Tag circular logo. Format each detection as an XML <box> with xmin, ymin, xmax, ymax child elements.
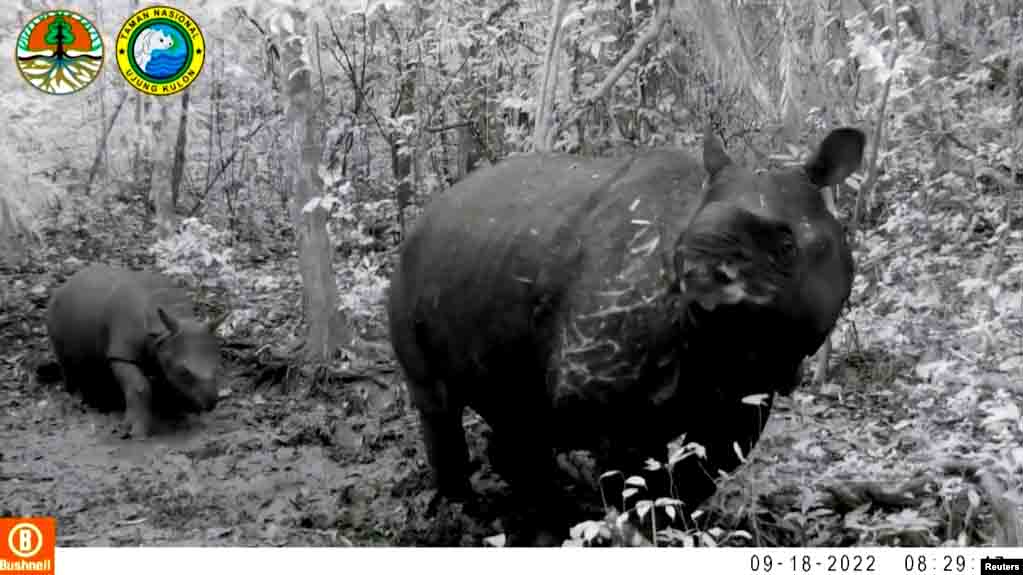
<box><xmin>15</xmin><ymin>10</ymin><xmax>104</xmax><ymax>95</ymax></box>
<box><xmin>7</xmin><ymin>522</ymin><xmax>44</xmax><ymax>558</ymax></box>
<box><xmin>115</xmin><ymin>6</ymin><xmax>205</xmax><ymax>96</ymax></box>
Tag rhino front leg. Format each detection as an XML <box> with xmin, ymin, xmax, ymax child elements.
<box><xmin>110</xmin><ymin>360</ymin><xmax>154</xmax><ymax>438</ymax></box>
<box><xmin>670</xmin><ymin>394</ymin><xmax>774</xmax><ymax>509</ymax></box>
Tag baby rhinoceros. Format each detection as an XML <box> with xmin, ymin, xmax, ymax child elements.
<box><xmin>46</xmin><ymin>264</ymin><xmax>227</xmax><ymax>438</ymax></box>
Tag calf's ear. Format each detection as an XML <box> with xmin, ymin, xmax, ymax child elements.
<box><xmin>805</xmin><ymin>128</ymin><xmax>866</xmax><ymax>187</ymax></box>
<box><xmin>207</xmin><ymin>311</ymin><xmax>229</xmax><ymax>334</ymax></box>
<box><xmin>157</xmin><ymin>307</ymin><xmax>182</xmax><ymax>334</ymax></box>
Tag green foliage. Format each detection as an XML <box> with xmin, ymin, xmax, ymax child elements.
<box><xmin>44</xmin><ymin>14</ymin><xmax>75</xmax><ymax>47</ymax></box>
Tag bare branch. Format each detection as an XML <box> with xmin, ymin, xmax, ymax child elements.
<box><xmin>565</xmin><ymin>0</ymin><xmax>672</xmax><ymax>129</ymax></box>
<box><xmin>486</xmin><ymin>0</ymin><xmax>519</xmax><ymax>25</ymax></box>
<box><xmin>85</xmin><ymin>90</ymin><xmax>130</xmax><ymax>195</ymax></box>
<box><xmin>425</xmin><ymin>121</ymin><xmax>476</xmax><ymax>133</ymax></box>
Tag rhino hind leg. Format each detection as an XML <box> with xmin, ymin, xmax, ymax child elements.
<box><xmin>56</xmin><ymin>358</ymin><xmax>125</xmax><ymax>412</ymax></box>
<box><xmin>483</xmin><ymin>408</ymin><xmax>572</xmax><ymax>546</ymax></box>
<box><xmin>47</xmin><ymin>334</ymin><xmax>78</xmax><ymax>396</ymax></box>
<box><xmin>418</xmin><ymin>404</ymin><xmax>472</xmax><ymax>504</ymax></box>
<box><xmin>54</xmin><ymin>356</ymin><xmax>79</xmax><ymax>396</ymax></box>
<box><xmin>48</xmin><ymin>339</ymin><xmax>74</xmax><ymax>392</ymax></box>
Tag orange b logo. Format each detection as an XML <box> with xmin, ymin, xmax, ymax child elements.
<box><xmin>0</xmin><ymin>518</ymin><xmax>54</xmax><ymax>575</ymax></box>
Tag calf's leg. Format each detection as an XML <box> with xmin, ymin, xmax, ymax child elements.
<box><xmin>110</xmin><ymin>361</ymin><xmax>154</xmax><ymax>438</ymax></box>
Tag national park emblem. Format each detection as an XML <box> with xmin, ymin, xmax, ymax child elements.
<box><xmin>115</xmin><ymin>5</ymin><xmax>205</xmax><ymax>96</ymax></box>
<box><xmin>15</xmin><ymin>10</ymin><xmax>104</xmax><ymax>95</ymax></box>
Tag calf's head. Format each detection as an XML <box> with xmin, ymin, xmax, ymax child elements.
<box><xmin>152</xmin><ymin>308</ymin><xmax>228</xmax><ymax>412</ymax></box>
<box><xmin>677</xmin><ymin>127</ymin><xmax>865</xmax><ymax>360</ymax></box>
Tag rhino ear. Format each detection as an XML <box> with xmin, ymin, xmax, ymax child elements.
<box><xmin>702</xmin><ymin>124</ymin><xmax>732</xmax><ymax>178</ymax></box>
<box><xmin>157</xmin><ymin>307</ymin><xmax>182</xmax><ymax>334</ymax></box>
<box><xmin>207</xmin><ymin>311</ymin><xmax>229</xmax><ymax>333</ymax></box>
<box><xmin>805</xmin><ymin>128</ymin><xmax>866</xmax><ymax>187</ymax></box>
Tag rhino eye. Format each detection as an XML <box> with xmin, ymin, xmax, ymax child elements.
<box><xmin>169</xmin><ymin>361</ymin><xmax>195</xmax><ymax>380</ymax></box>
<box><xmin>778</xmin><ymin>235</ymin><xmax>796</xmax><ymax>260</ymax></box>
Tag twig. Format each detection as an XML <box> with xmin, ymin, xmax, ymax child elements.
<box><xmin>564</xmin><ymin>0</ymin><xmax>672</xmax><ymax>128</ymax></box>
<box><xmin>487</xmin><ymin>0</ymin><xmax>518</xmax><ymax>25</ymax></box>
<box><xmin>327</xmin><ymin>17</ymin><xmax>394</xmax><ymax>144</ymax></box>
<box><xmin>424</xmin><ymin>121</ymin><xmax>476</xmax><ymax>133</ymax></box>
<box><xmin>84</xmin><ymin>90</ymin><xmax>130</xmax><ymax>195</ymax></box>
<box><xmin>200</xmin><ymin>120</ymin><xmax>267</xmax><ymax>198</ymax></box>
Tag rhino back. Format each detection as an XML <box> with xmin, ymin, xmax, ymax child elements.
<box><xmin>47</xmin><ymin>264</ymin><xmax>193</xmax><ymax>369</ymax></box>
<box><xmin>128</xmin><ymin>268</ymin><xmax>196</xmax><ymax>321</ymax></box>
<box><xmin>390</xmin><ymin>150</ymin><xmax>705</xmax><ymax>414</ymax></box>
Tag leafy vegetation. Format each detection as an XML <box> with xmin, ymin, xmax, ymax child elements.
<box><xmin>1</xmin><ymin>0</ymin><xmax>1020</xmax><ymax>547</ymax></box>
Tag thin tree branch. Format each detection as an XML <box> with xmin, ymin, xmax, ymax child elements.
<box><xmin>487</xmin><ymin>0</ymin><xmax>519</xmax><ymax>25</ymax></box>
<box><xmin>327</xmin><ymin>17</ymin><xmax>391</xmax><ymax>143</ymax></box>
<box><xmin>85</xmin><ymin>90</ymin><xmax>130</xmax><ymax>195</ymax></box>
<box><xmin>201</xmin><ymin>119</ymin><xmax>267</xmax><ymax>198</ymax></box>
<box><xmin>565</xmin><ymin>0</ymin><xmax>671</xmax><ymax>128</ymax></box>
<box><xmin>425</xmin><ymin>121</ymin><xmax>475</xmax><ymax>133</ymax></box>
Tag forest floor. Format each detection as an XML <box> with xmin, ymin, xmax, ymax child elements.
<box><xmin>1</xmin><ymin>190</ymin><xmax>1021</xmax><ymax>547</ymax></box>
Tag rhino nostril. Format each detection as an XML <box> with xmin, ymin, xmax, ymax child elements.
<box><xmin>202</xmin><ymin>393</ymin><xmax>218</xmax><ymax>410</ymax></box>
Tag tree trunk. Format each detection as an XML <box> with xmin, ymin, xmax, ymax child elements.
<box><xmin>204</xmin><ymin>39</ymin><xmax>221</xmax><ymax>206</ymax></box>
<box><xmin>0</xmin><ymin>196</ymin><xmax>31</xmax><ymax>266</ymax></box>
<box><xmin>85</xmin><ymin>91</ymin><xmax>128</xmax><ymax>195</ymax></box>
<box><xmin>150</xmin><ymin>97</ymin><xmax>180</xmax><ymax>238</ymax></box>
<box><xmin>436</xmin><ymin>45</ymin><xmax>449</xmax><ymax>184</ymax></box>
<box><xmin>170</xmin><ymin>91</ymin><xmax>190</xmax><ymax>210</ymax></box>
<box><xmin>456</xmin><ymin>125</ymin><xmax>471</xmax><ymax>181</ymax></box>
<box><xmin>386</xmin><ymin>11</ymin><xmax>415</xmax><ymax>234</ymax></box>
<box><xmin>129</xmin><ymin>0</ymin><xmax>150</xmax><ymax>204</ymax></box>
<box><xmin>96</xmin><ymin>0</ymin><xmax>107</xmax><ymax>189</ymax></box>
<box><xmin>281</xmin><ymin>7</ymin><xmax>350</xmax><ymax>359</ymax></box>
<box><xmin>533</xmin><ymin>0</ymin><xmax>569</xmax><ymax>152</ymax></box>
<box><xmin>133</xmin><ymin>92</ymin><xmax>142</xmax><ymax>189</ymax></box>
